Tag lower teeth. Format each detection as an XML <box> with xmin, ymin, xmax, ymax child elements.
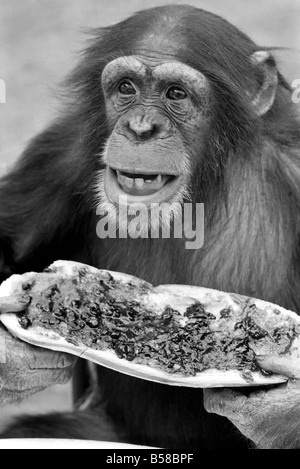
<box><xmin>115</xmin><ymin>171</ymin><xmax>171</xmax><ymax>193</ymax></box>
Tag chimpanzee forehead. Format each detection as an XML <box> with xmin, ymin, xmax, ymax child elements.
<box><xmin>101</xmin><ymin>56</ymin><xmax>208</xmax><ymax>92</ymax></box>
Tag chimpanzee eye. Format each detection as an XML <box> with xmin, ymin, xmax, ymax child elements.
<box><xmin>166</xmin><ymin>85</ymin><xmax>187</xmax><ymax>101</ymax></box>
<box><xmin>118</xmin><ymin>80</ymin><xmax>136</xmax><ymax>95</ymax></box>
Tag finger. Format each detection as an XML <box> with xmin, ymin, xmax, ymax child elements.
<box><xmin>0</xmin><ymin>296</ymin><xmax>30</xmax><ymax>313</ymax></box>
<box><xmin>34</xmin><ymin>366</ymin><xmax>74</xmax><ymax>386</ymax></box>
<box><xmin>55</xmin><ymin>366</ymin><xmax>74</xmax><ymax>385</ymax></box>
<box><xmin>30</xmin><ymin>349</ymin><xmax>76</xmax><ymax>369</ymax></box>
<box><xmin>256</xmin><ymin>355</ymin><xmax>300</xmax><ymax>379</ymax></box>
<box><xmin>1</xmin><ymin>366</ymin><xmax>74</xmax><ymax>395</ymax></box>
<box><xmin>0</xmin><ymin>332</ymin><xmax>76</xmax><ymax>369</ymax></box>
<box><xmin>203</xmin><ymin>388</ymin><xmax>247</xmax><ymax>417</ymax></box>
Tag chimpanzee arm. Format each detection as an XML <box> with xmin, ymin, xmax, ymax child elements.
<box><xmin>0</xmin><ymin>118</ymin><xmax>91</xmax><ymax>281</ymax></box>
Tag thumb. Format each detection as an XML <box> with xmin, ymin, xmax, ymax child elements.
<box><xmin>0</xmin><ymin>296</ymin><xmax>30</xmax><ymax>313</ymax></box>
<box><xmin>256</xmin><ymin>355</ymin><xmax>300</xmax><ymax>379</ymax></box>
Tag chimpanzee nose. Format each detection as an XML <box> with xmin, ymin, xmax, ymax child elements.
<box><xmin>128</xmin><ymin>117</ymin><xmax>157</xmax><ymax>141</ymax></box>
<box><xmin>122</xmin><ymin>109</ymin><xmax>165</xmax><ymax>142</ymax></box>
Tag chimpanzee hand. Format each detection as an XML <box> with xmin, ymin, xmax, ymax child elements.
<box><xmin>0</xmin><ymin>296</ymin><xmax>76</xmax><ymax>405</ymax></box>
<box><xmin>203</xmin><ymin>356</ymin><xmax>300</xmax><ymax>449</ymax></box>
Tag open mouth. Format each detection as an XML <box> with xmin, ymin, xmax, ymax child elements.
<box><xmin>116</xmin><ymin>170</ymin><xmax>172</xmax><ymax>196</ymax></box>
<box><xmin>104</xmin><ymin>167</ymin><xmax>183</xmax><ymax>205</ymax></box>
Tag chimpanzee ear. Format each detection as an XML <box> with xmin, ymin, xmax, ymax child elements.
<box><xmin>250</xmin><ymin>51</ymin><xmax>278</xmax><ymax>116</ymax></box>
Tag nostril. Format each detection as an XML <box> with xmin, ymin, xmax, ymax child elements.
<box><xmin>127</xmin><ymin>119</ymin><xmax>158</xmax><ymax>141</ymax></box>
<box><xmin>137</xmin><ymin>126</ymin><xmax>157</xmax><ymax>141</ymax></box>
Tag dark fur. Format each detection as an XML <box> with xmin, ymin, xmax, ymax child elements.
<box><xmin>0</xmin><ymin>5</ymin><xmax>300</xmax><ymax>448</ymax></box>
<box><xmin>1</xmin><ymin>409</ymin><xmax>123</xmax><ymax>442</ymax></box>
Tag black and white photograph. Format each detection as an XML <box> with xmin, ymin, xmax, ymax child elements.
<box><xmin>0</xmin><ymin>0</ymin><xmax>300</xmax><ymax>452</ymax></box>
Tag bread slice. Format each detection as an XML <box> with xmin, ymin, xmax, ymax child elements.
<box><xmin>1</xmin><ymin>260</ymin><xmax>299</xmax><ymax>388</ymax></box>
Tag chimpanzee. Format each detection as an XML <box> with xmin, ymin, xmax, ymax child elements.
<box><xmin>0</xmin><ymin>5</ymin><xmax>300</xmax><ymax>449</ymax></box>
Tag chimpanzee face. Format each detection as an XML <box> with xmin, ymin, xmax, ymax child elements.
<box><xmin>100</xmin><ymin>56</ymin><xmax>211</xmax><ymax>208</ymax></box>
